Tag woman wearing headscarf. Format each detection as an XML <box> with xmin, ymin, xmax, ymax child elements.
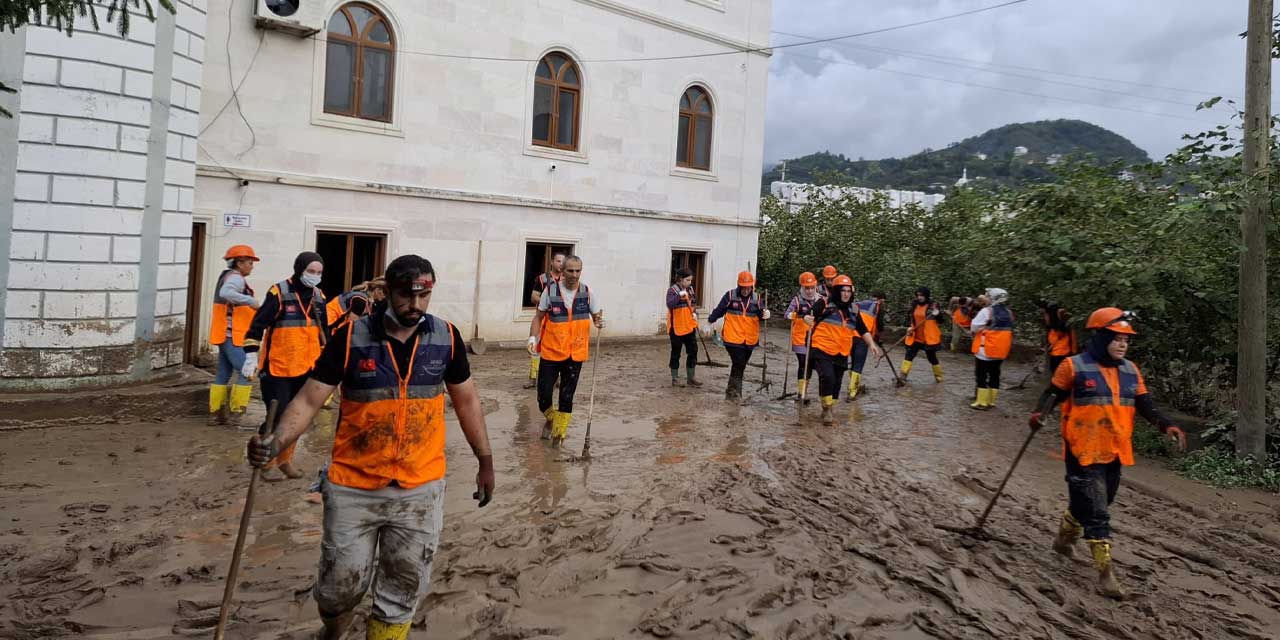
<box><xmin>241</xmin><ymin>251</ymin><xmax>328</xmax><ymax>480</ymax></box>
<box><xmin>806</xmin><ymin>275</ymin><xmax>881</xmax><ymax>424</ymax></box>
<box><xmin>968</xmin><ymin>287</ymin><xmax>1013</xmax><ymax>410</ymax></box>
<box><xmin>784</xmin><ymin>272</ymin><xmax>822</xmax><ymax>401</ymax></box>
<box><xmin>900</xmin><ymin>286</ymin><xmax>945</xmax><ymax>383</ymax></box>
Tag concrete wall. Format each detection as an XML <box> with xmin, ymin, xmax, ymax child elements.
<box><xmin>0</xmin><ymin>1</ymin><xmax>208</xmax><ymax>389</ymax></box>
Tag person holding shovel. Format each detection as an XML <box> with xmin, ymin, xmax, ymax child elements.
<box><xmin>707</xmin><ymin>271</ymin><xmax>770</xmax><ymax>400</ymax></box>
<box><xmin>666</xmin><ymin>268</ymin><xmax>701</xmax><ymax>387</ymax></box>
<box><xmin>528</xmin><ymin>255</ymin><xmax>604</xmax><ymax>446</ymax></box>
<box><xmin>1028</xmin><ymin>307</ymin><xmax>1187</xmax><ymax>598</ymax></box>
<box><xmin>806</xmin><ymin>275</ymin><xmax>882</xmax><ymax>424</ymax></box>
<box><xmin>246</xmin><ymin>254</ymin><xmax>495</xmax><ymax>640</ymax></box>
<box><xmin>900</xmin><ymin>287</ymin><xmax>946</xmax><ymax>383</ymax></box>
<box><xmin>784</xmin><ymin>272</ymin><xmax>822</xmax><ymax>402</ymax></box>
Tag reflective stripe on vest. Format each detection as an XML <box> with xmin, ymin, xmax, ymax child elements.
<box><xmin>1061</xmin><ymin>352</ymin><xmax>1140</xmax><ymax>466</ymax></box>
<box><xmin>790</xmin><ymin>296</ymin><xmax>818</xmax><ymax>348</ymax></box>
<box><xmin>669</xmin><ymin>286</ymin><xmax>697</xmax><ymax>337</ymax></box>
<box><xmin>721</xmin><ymin>293</ymin><xmax>761</xmax><ymax>347</ymax></box>
<box><xmin>811</xmin><ymin>308</ymin><xmax>854</xmax><ymax>357</ymax></box>
<box><xmin>972</xmin><ymin>304</ymin><xmax>1014</xmax><ymax>360</ymax></box>
<box><xmin>855</xmin><ymin>299</ymin><xmax>880</xmax><ymax>337</ymax></box>
<box><xmin>209</xmin><ymin>270</ymin><xmax>255</xmax><ymax>347</ymax></box>
<box><xmin>264</xmin><ymin>279</ymin><xmax>324</xmax><ymax>377</ymax></box>
<box><xmin>540</xmin><ymin>282</ymin><xmax>592</xmax><ymax>361</ymax></box>
<box><xmin>330</xmin><ymin>314</ymin><xmax>453</xmax><ymax>490</ymax></box>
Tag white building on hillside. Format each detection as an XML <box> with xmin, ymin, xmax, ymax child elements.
<box><xmin>770</xmin><ymin>181</ymin><xmax>945</xmax><ymax>212</ymax></box>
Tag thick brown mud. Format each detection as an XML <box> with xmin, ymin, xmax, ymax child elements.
<box><xmin>2</xmin><ymin>330</ymin><xmax>1278</xmax><ymax>639</ymax></box>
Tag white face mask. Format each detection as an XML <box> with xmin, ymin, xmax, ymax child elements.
<box><xmin>300</xmin><ymin>272</ymin><xmax>322</xmax><ymax>288</ymax></box>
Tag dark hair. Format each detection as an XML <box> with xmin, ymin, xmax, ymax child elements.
<box><xmin>564</xmin><ymin>255</ymin><xmax>583</xmax><ymax>267</ymax></box>
<box><xmin>384</xmin><ymin>255</ymin><xmax>436</xmax><ymax>291</ymax></box>
<box><xmin>872</xmin><ymin>291</ymin><xmax>886</xmax><ymax>300</ymax></box>
<box><xmin>674</xmin><ymin>267</ymin><xmax>693</xmax><ymax>282</ymax></box>
<box><xmin>552</xmin><ymin>251</ymin><xmax>568</xmax><ymax>260</ymax></box>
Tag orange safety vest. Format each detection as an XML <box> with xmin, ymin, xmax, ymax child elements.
<box><xmin>952</xmin><ymin>307</ymin><xmax>973</xmax><ymax>330</ymax></box>
<box><xmin>721</xmin><ymin>292</ymin><xmax>761</xmax><ymax>347</ymax></box>
<box><xmin>1059</xmin><ymin>352</ymin><xmax>1141</xmax><ymax>466</ymax></box>
<box><xmin>972</xmin><ymin>304</ymin><xmax>1014</xmax><ymax>360</ymax></box>
<box><xmin>905</xmin><ymin>304</ymin><xmax>942</xmax><ymax>347</ymax></box>
<box><xmin>326</xmin><ymin>291</ymin><xmax>369</xmax><ymax>335</ymax></box>
<box><xmin>262</xmin><ymin>279</ymin><xmax>325</xmax><ymax>378</ymax></box>
<box><xmin>209</xmin><ymin>270</ymin><xmax>255</xmax><ymax>347</ymax></box>
<box><xmin>329</xmin><ymin>314</ymin><xmax>454</xmax><ymax>490</ymax></box>
<box><xmin>789</xmin><ymin>296</ymin><xmax>819</xmax><ymax>348</ymax></box>
<box><xmin>539</xmin><ymin>282</ymin><xmax>593</xmax><ymax>362</ymax></box>
<box><xmin>668</xmin><ymin>286</ymin><xmax>697</xmax><ymax>337</ymax></box>
<box><xmin>811</xmin><ymin>307</ymin><xmax>856</xmax><ymax>357</ymax></box>
<box><xmin>855</xmin><ymin>299</ymin><xmax>880</xmax><ymax>338</ymax></box>
<box><xmin>1048</xmin><ymin>327</ymin><xmax>1077</xmax><ymax>357</ymax></box>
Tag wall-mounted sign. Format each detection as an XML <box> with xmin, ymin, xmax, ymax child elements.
<box><xmin>223</xmin><ymin>213</ymin><xmax>252</xmax><ymax>228</ymax></box>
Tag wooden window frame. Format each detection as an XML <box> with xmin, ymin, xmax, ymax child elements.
<box><xmin>324</xmin><ymin>3</ymin><xmax>396</xmax><ymax>123</ymax></box>
<box><xmin>532</xmin><ymin>53</ymin><xmax>582</xmax><ymax>151</ymax></box>
<box><xmin>676</xmin><ymin>86</ymin><xmax>713</xmax><ymax>170</ymax></box>
<box><xmin>671</xmin><ymin>250</ymin><xmax>708</xmax><ymax>309</ymax></box>
<box><xmin>317</xmin><ymin>230</ymin><xmax>387</xmax><ymax>294</ymax></box>
<box><xmin>522</xmin><ymin>241</ymin><xmax>575</xmax><ymax>309</ymax></box>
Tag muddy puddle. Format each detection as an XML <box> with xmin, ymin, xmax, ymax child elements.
<box><xmin>2</xmin><ymin>330</ymin><xmax>1278</xmax><ymax>639</ymax></box>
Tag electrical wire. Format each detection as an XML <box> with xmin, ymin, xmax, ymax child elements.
<box><xmin>199</xmin><ymin>28</ymin><xmax>265</xmax><ymax>137</ymax></box>
<box><xmin>225</xmin><ymin>0</ymin><xmax>257</xmax><ymax>156</ymax></box>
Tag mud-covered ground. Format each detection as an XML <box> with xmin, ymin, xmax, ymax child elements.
<box><xmin>2</xmin><ymin>331</ymin><xmax>1278</xmax><ymax>639</ymax></box>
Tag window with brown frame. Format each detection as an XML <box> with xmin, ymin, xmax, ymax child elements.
<box><xmin>676</xmin><ymin>86</ymin><xmax>713</xmax><ymax>170</ymax></box>
<box><xmin>670</xmin><ymin>250</ymin><xmax>707</xmax><ymax>308</ymax></box>
<box><xmin>532</xmin><ymin>52</ymin><xmax>581</xmax><ymax>150</ymax></box>
<box><xmin>522</xmin><ymin>242</ymin><xmax>575</xmax><ymax>308</ymax></box>
<box><xmin>324</xmin><ymin>3</ymin><xmax>395</xmax><ymax>122</ymax></box>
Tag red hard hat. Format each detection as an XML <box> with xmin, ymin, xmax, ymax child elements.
<box><xmin>798</xmin><ymin>271</ymin><xmax>818</xmax><ymax>287</ymax></box>
<box><xmin>833</xmin><ymin>275</ymin><xmax>853</xmax><ymax>287</ymax></box>
<box><xmin>737</xmin><ymin>271</ymin><xmax>756</xmax><ymax>287</ymax></box>
<box><xmin>822</xmin><ymin>265</ymin><xmax>838</xmax><ymax>279</ymax></box>
<box><xmin>223</xmin><ymin>244</ymin><xmax>259</xmax><ymax>261</ymax></box>
<box><xmin>1086</xmin><ymin>307</ymin><xmax>1137</xmax><ymax>335</ymax></box>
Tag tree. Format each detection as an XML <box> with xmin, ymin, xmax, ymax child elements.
<box><xmin>0</xmin><ymin>1</ymin><xmax>174</xmax><ymax>117</ymax></box>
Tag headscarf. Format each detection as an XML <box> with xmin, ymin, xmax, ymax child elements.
<box><xmin>986</xmin><ymin>287</ymin><xmax>1009</xmax><ymax>305</ymax></box>
<box><xmin>1086</xmin><ymin>329</ymin><xmax>1123</xmax><ymax>367</ymax></box>
<box><xmin>293</xmin><ymin>252</ymin><xmax>323</xmax><ymax>278</ymax></box>
<box><xmin>800</xmin><ymin>286</ymin><xmax>820</xmax><ymax>303</ymax></box>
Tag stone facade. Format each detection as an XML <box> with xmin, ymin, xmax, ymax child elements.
<box><xmin>0</xmin><ymin>1</ymin><xmax>208</xmax><ymax>389</ymax></box>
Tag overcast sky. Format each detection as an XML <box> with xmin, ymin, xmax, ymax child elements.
<box><xmin>764</xmin><ymin>1</ymin><xmax>1266</xmax><ymax>168</ymax></box>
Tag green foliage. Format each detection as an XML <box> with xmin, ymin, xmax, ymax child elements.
<box><xmin>763</xmin><ymin>120</ymin><xmax>1152</xmax><ymax>194</ymax></box>
<box><xmin>1174</xmin><ymin>447</ymin><xmax>1280</xmax><ymax>492</ymax></box>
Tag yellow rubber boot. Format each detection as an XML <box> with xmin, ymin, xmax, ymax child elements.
<box><xmin>209</xmin><ymin>384</ymin><xmax>228</xmax><ymax>414</ymax></box>
<box><xmin>969</xmin><ymin>388</ymin><xmax>990</xmax><ymax>410</ymax></box>
<box><xmin>846</xmin><ymin>372</ymin><xmax>861</xmax><ymax>400</ymax></box>
<box><xmin>796</xmin><ymin>379</ymin><xmax>807</xmax><ymax>401</ymax></box>
<box><xmin>988</xmin><ymin>388</ymin><xmax>999</xmax><ymax>408</ymax></box>
<box><xmin>366</xmin><ymin>618</ymin><xmax>411</xmax><ymax>640</ymax></box>
<box><xmin>541</xmin><ymin>408</ymin><xmax>556</xmax><ymax>440</ymax></box>
<box><xmin>1087</xmin><ymin>539</ymin><xmax>1127</xmax><ymax>598</ymax></box>
<box><xmin>932</xmin><ymin>364</ymin><xmax>944</xmax><ymax>383</ymax></box>
<box><xmin>820</xmin><ymin>395</ymin><xmax>836</xmax><ymax>425</ymax></box>
<box><xmin>551</xmin><ymin>411</ymin><xmax>572</xmax><ymax>446</ymax></box>
<box><xmin>524</xmin><ymin>356</ymin><xmax>540</xmax><ymax>389</ymax></box>
<box><xmin>229</xmin><ymin>384</ymin><xmax>253</xmax><ymax>414</ymax></box>
<box><xmin>1053</xmin><ymin>511</ymin><xmax>1084</xmax><ymax>557</ymax></box>
<box><xmin>900</xmin><ymin>360</ymin><xmax>913</xmax><ymax>379</ymax></box>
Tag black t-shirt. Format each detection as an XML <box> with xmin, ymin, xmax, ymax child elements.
<box><xmin>311</xmin><ymin>314</ymin><xmax>471</xmax><ymax>387</ymax></box>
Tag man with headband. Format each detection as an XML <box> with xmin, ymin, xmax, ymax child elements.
<box><xmin>247</xmin><ymin>254</ymin><xmax>495</xmax><ymax>640</ymax></box>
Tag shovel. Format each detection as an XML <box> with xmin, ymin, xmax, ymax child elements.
<box><xmin>579</xmin><ymin>324</ymin><xmax>605</xmax><ymax>460</ymax></box>
<box><xmin>697</xmin><ymin>330</ymin><xmax>728</xmax><ymax>368</ymax></box>
<box><xmin>467</xmin><ymin>240</ymin><xmax>487</xmax><ymax>355</ymax></box>
<box><xmin>757</xmin><ymin>290</ymin><xmax>772</xmax><ymax>393</ymax></box>
<box><xmin>943</xmin><ymin>422</ymin><xmax>1040</xmax><ymax>540</ymax></box>
<box><xmin>877</xmin><ymin>342</ymin><xmax>907</xmax><ymax>387</ymax></box>
<box><xmin>214</xmin><ymin>399</ymin><xmax>281</xmax><ymax>640</ymax></box>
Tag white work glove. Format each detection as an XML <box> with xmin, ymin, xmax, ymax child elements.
<box><xmin>761</xmin><ymin>309</ymin><xmax>772</xmax><ymax>321</ymax></box>
<box><xmin>241</xmin><ymin>352</ymin><xmax>259</xmax><ymax>379</ymax></box>
<box><xmin>803</xmin><ymin>314</ymin><xmax>815</xmax><ymax>327</ymax></box>
<box><xmin>527</xmin><ymin>336</ymin><xmax>539</xmax><ymax>356</ymax></box>
<box><xmin>679</xmin><ymin>290</ymin><xmax>690</xmax><ymax>300</ymax></box>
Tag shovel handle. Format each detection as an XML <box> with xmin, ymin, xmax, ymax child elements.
<box><xmin>973</xmin><ymin>427</ymin><xmax>1038</xmax><ymax>531</ymax></box>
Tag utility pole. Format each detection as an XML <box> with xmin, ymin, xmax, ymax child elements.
<box><xmin>1237</xmin><ymin>0</ymin><xmax>1271</xmax><ymax>462</ymax></box>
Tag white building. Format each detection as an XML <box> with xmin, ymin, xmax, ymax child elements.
<box><xmin>0</xmin><ymin>0</ymin><xmax>771</xmax><ymax>388</ymax></box>
<box><xmin>1012</xmin><ymin>145</ymin><xmax>1029</xmax><ymax>158</ymax></box>
<box><xmin>770</xmin><ymin>180</ymin><xmax>945</xmax><ymax>212</ymax></box>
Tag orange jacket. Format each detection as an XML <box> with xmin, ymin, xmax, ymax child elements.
<box><xmin>539</xmin><ymin>282</ymin><xmax>593</xmax><ymax>362</ymax></box>
<box><xmin>1048</xmin><ymin>327</ymin><xmax>1077</xmax><ymax>357</ymax></box>
<box><xmin>952</xmin><ymin>307</ymin><xmax>973</xmax><ymax>329</ymax></box>
<box><xmin>710</xmin><ymin>290</ymin><xmax>762</xmax><ymax>347</ymax></box>
<box><xmin>262</xmin><ymin>279</ymin><xmax>325</xmax><ymax>377</ymax></box>
<box><xmin>329</xmin><ymin>314</ymin><xmax>454</xmax><ymax>490</ymax></box>
<box><xmin>666</xmin><ymin>285</ymin><xmax>698</xmax><ymax>337</ymax></box>
<box><xmin>1053</xmin><ymin>352</ymin><xmax>1146</xmax><ymax>466</ymax></box>
<box><xmin>811</xmin><ymin>308</ymin><xmax>856</xmax><ymax>357</ymax></box>
<box><xmin>906</xmin><ymin>304</ymin><xmax>942</xmax><ymax>347</ymax></box>
<box><xmin>209</xmin><ymin>270</ymin><xmax>255</xmax><ymax>347</ymax></box>
<box><xmin>972</xmin><ymin>304</ymin><xmax>1014</xmax><ymax>360</ymax></box>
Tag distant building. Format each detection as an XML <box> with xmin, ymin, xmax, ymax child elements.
<box><xmin>1013</xmin><ymin>146</ymin><xmax>1029</xmax><ymax>157</ymax></box>
<box><xmin>972</xmin><ymin>152</ymin><xmax>988</xmax><ymax>161</ymax></box>
<box><xmin>1046</xmin><ymin>153</ymin><xmax>1063</xmax><ymax>165</ymax></box>
<box><xmin>955</xmin><ymin>168</ymin><xmax>971</xmax><ymax>188</ymax></box>
<box><xmin>770</xmin><ymin>181</ymin><xmax>945</xmax><ymax>212</ymax></box>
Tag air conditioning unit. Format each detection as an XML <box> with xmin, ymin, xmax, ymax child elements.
<box><xmin>253</xmin><ymin>0</ymin><xmax>326</xmax><ymax>37</ymax></box>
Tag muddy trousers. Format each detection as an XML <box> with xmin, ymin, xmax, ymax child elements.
<box><xmin>537</xmin><ymin>357</ymin><xmax>583</xmax><ymax>414</ymax></box>
<box><xmin>810</xmin><ymin>350</ymin><xmax>847</xmax><ymax>398</ymax></box>
<box><xmin>903</xmin><ymin>345</ymin><xmax>940</xmax><ymax>365</ymax></box>
<box><xmin>1064</xmin><ymin>450</ymin><xmax>1122</xmax><ymax>540</ymax></box>
<box><xmin>259</xmin><ymin>373</ymin><xmax>307</xmax><ymax>466</ymax></box>
<box><xmin>315</xmin><ymin>478</ymin><xmax>445</xmax><ymax>625</ymax></box>
<box><xmin>668</xmin><ymin>331</ymin><xmax>697</xmax><ymax>370</ymax></box>
<box><xmin>973</xmin><ymin>358</ymin><xmax>1002</xmax><ymax>389</ymax></box>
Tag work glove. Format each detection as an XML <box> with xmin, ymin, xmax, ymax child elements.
<box><xmin>241</xmin><ymin>352</ymin><xmax>259</xmax><ymax>380</ymax></box>
<box><xmin>247</xmin><ymin>433</ymin><xmax>279</xmax><ymax>468</ymax></box>
<box><xmin>761</xmin><ymin>309</ymin><xmax>771</xmax><ymax>321</ymax></box>
<box><xmin>803</xmin><ymin>314</ymin><xmax>815</xmax><ymax>327</ymax></box>
<box><xmin>473</xmin><ymin>454</ymin><xmax>495</xmax><ymax>507</ymax></box>
<box><xmin>1029</xmin><ymin>412</ymin><xmax>1044</xmax><ymax>432</ymax></box>
<box><xmin>679</xmin><ymin>290</ymin><xmax>689</xmax><ymax>300</ymax></box>
<box><xmin>1164</xmin><ymin>426</ymin><xmax>1188</xmax><ymax>452</ymax></box>
<box><xmin>527</xmin><ymin>336</ymin><xmax>539</xmax><ymax>356</ymax></box>
<box><xmin>594</xmin><ymin>313</ymin><xmax>606</xmax><ymax>329</ymax></box>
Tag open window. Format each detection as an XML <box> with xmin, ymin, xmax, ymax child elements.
<box><xmin>315</xmin><ymin>231</ymin><xmax>386</xmax><ymax>300</ymax></box>
<box><xmin>522</xmin><ymin>241</ymin><xmax>574</xmax><ymax>308</ymax></box>
<box><xmin>670</xmin><ymin>250</ymin><xmax>707</xmax><ymax>307</ymax></box>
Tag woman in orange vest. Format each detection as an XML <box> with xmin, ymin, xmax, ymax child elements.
<box><xmin>208</xmin><ymin>245</ymin><xmax>260</xmax><ymax>426</ymax></box>
<box><xmin>948</xmin><ymin>296</ymin><xmax>975</xmax><ymax>352</ymax></box>
<box><xmin>707</xmin><ymin>271</ymin><xmax>770</xmax><ymax>400</ymax></box>
<box><xmin>666</xmin><ymin>267</ymin><xmax>702</xmax><ymax>387</ymax></box>
<box><xmin>528</xmin><ymin>256</ymin><xmax>604</xmax><ymax>446</ymax></box>
<box><xmin>805</xmin><ymin>275</ymin><xmax>881</xmax><ymax>424</ymax></box>
<box><xmin>1029</xmin><ymin>307</ymin><xmax>1186</xmax><ymax>598</ymax></box>
<box><xmin>901</xmin><ymin>287</ymin><xmax>945</xmax><ymax>382</ymax></box>
<box><xmin>784</xmin><ymin>272</ymin><xmax>822</xmax><ymax>402</ymax></box>
<box><xmin>968</xmin><ymin>288</ymin><xmax>1013</xmax><ymax>410</ymax></box>
<box><xmin>1038</xmin><ymin>300</ymin><xmax>1078</xmax><ymax>375</ymax></box>
<box><xmin>241</xmin><ymin>251</ymin><xmax>328</xmax><ymax>480</ymax></box>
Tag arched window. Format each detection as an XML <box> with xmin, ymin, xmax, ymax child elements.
<box><xmin>323</xmin><ymin>3</ymin><xmax>395</xmax><ymax>122</ymax></box>
<box><xmin>677</xmin><ymin>86</ymin><xmax>713</xmax><ymax>170</ymax></box>
<box><xmin>532</xmin><ymin>52</ymin><xmax>581</xmax><ymax>150</ymax></box>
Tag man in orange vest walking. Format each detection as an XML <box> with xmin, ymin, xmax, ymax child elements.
<box><xmin>1029</xmin><ymin>307</ymin><xmax>1186</xmax><ymax>598</ymax></box>
<box><xmin>525</xmin><ymin>252</ymin><xmax>567</xmax><ymax>390</ymax></box>
<box><xmin>209</xmin><ymin>245</ymin><xmax>260</xmax><ymax>426</ymax></box>
<box><xmin>968</xmin><ymin>287</ymin><xmax>1013</xmax><ymax>410</ymax></box>
<box><xmin>707</xmin><ymin>271</ymin><xmax>770</xmax><ymax>400</ymax></box>
<box><xmin>528</xmin><ymin>256</ymin><xmax>604</xmax><ymax>447</ymax></box>
<box><xmin>666</xmin><ymin>267</ymin><xmax>702</xmax><ymax>387</ymax></box>
<box><xmin>247</xmin><ymin>254</ymin><xmax>494</xmax><ymax>640</ymax></box>
<box><xmin>241</xmin><ymin>252</ymin><xmax>328</xmax><ymax>480</ymax></box>
<box><xmin>901</xmin><ymin>287</ymin><xmax>945</xmax><ymax>382</ymax></box>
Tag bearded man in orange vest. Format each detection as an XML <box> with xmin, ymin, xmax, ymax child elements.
<box><xmin>208</xmin><ymin>245</ymin><xmax>260</xmax><ymax>426</ymax></box>
<box><xmin>707</xmin><ymin>271</ymin><xmax>771</xmax><ymax>400</ymax></box>
<box><xmin>528</xmin><ymin>255</ymin><xmax>604</xmax><ymax>447</ymax></box>
<box><xmin>1029</xmin><ymin>307</ymin><xmax>1186</xmax><ymax>598</ymax></box>
<box><xmin>247</xmin><ymin>254</ymin><xmax>495</xmax><ymax>640</ymax></box>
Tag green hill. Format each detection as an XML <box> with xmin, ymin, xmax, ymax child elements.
<box><xmin>763</xmin><ymin>119</ymin><xmax>1151</xmax><ymax>194</ymax></box>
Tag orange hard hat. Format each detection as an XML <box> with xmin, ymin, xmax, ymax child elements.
<box><xmin>798</xmin><ymin>271</ymin><xmax>818</xmax><ymax>287</ymax></box>
<box><xmin>832</xmin><ymin>275</ymin><xmax>853</xmax><ymax>287</ymax></box>
<box><xmin>223</xmin><ymin>244</ymin><xmax>259</xmax><ymax>261</ymax></box>
<box><xmin>822</xmin><ymin>265</ymin><xmax>838</xmax><ymax>279</ymax></box>
<box><xmin>1086</xmin><ymin>307</ymin><xmax>1137</xmax><ymax>335</ymax></box>
<box><xmin>737</xmin><ymin>271</ymin><xmax>756</xmax><ymax>287</ymax></box>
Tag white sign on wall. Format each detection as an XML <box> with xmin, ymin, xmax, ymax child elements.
<box><xmin>223</xmin><ymin>213</ymin><xmax>253</xmax><ymax>228</ymax></box>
